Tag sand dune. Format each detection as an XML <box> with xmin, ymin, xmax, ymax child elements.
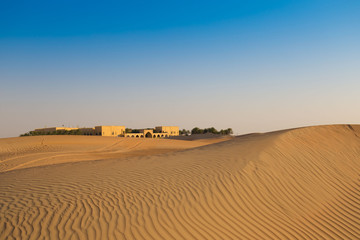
<box><xmin>1</xmin><ymin>125</ymin><xmax>360</xmax><ymax>239</ymax></box>
<box><xmin>0</xmin><ymin>135</ymin><xmax>228</xmax><ymax>173</ymax></box>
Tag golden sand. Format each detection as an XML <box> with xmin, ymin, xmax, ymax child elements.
<box><xmin>1</xmin><ymin>125</ymin><xmax>360</xmax><ymax>239</ymax></box>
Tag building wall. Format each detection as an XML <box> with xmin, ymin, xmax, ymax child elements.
<box><xmin>34</xmin><ymin>127</ymin><xmax>78</xmax><ymax>133</ymax></box>
<box><xmin>124</xmin><ymin>132</ymin><xmax>170</xmax><ymax>138</ymax></box>
<box><xmin>94</xmin><ymin>126</ymin><xmax>125</xmax><ymax>137</ymax></box>
<box><xmin>79</xmin><ymin>128</ymin><xmax>95</xmax><ymax>135</ymax></box>
<box><xmin>152</xmin><ymin>133</ymin><xmax>170</xmax><ymax>138</ymax></box>
<box><xmin>142</xmin><ymin>129</ymin><xmax>153</xmax><ymax>136</ymax></box>
<box><xmin>155</xmin><ymin>126</ymin><xmax>179</xmax><ymax>136</ymax></box>
<box><xmin>124</xmin><ymin>133</ymin><xmax>144</xmax><ymax>138</ymax></box>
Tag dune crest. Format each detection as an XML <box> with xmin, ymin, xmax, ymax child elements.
<box><xmin>1</xmin><ymin>125</ymin><xmax>360</xmax><ymax>239</ymax></box>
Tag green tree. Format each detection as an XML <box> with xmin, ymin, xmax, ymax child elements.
<box><xmin>204</xmin><ymin>127</ymin><xmax>218</xmax><ymax>134</ymax></box>
<box><xmin>191</xmin><ymin>127</ymin><xmax>202</xmax><ymax>134</ymax></box>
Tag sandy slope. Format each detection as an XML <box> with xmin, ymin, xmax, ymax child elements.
<box><xmin>1</xmin><ymin>125</ymin><xmax>360</xmax><ymax>239</ymax></box>
<box><xmin>0</xmin><ymin>135</ymin><xmax>228</xmax><ymax>173</ymax></box>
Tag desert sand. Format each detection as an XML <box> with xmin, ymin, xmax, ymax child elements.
<box><xmin>1</xmin><ymin>125</ymin><xmax>360</xmax><ymax>239</ymax></box>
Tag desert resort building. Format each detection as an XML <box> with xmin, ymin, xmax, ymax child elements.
<box><xmin>34</xmin><ymin>126</ymin><xmax>179</xmax><ymax>138</ymax></box>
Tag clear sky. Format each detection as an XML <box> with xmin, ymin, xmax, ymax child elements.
<box><xmin>1</xmin><ymin>0</ymin><xmax>359</xmax><ymax>137</ymax></box>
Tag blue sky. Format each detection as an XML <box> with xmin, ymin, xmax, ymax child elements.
<box><xmin>1</xmin><ymin>0</ymin><xmax>359</xmax><ymax>137</ymax></box>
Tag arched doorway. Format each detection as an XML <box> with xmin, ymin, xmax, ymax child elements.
<box><xmin>145</xmin><ymin>132</ymin><xmax>152</xmax><ymax>138</ymax></box>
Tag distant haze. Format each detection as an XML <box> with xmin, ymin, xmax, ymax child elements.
<box><xmin>1</xmin><ymin>0</ymin><xmax>359</xmax><ymax>138</ymax></box>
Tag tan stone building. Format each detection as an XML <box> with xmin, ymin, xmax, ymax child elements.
<box><xmin>34</xmin><ymin>127</ymin><xmax>78</xmax><ymax>134</ymax></box>
<box><xmin>124</xmin><ymin>126</ymin><xmax>179</xmax><ymax>138</ymax></box>
<box><xmin>155</xmin><ymin>126</ymin><xmax>179</xmax><ymax>135</ymax></box>
<box><xmin>34</xmin><ymin>125</ymin><xmax>179</xmax><ymax>138</ymax></box>
<box><xmin>94</xmin><ymin>126</ymin><xmax>125</xmax><ymax>136</ymax></box>
<box><xmin>76</xmin><ymin>126</ymin><xmax>126</xmax><ymax>136</ymax></box>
